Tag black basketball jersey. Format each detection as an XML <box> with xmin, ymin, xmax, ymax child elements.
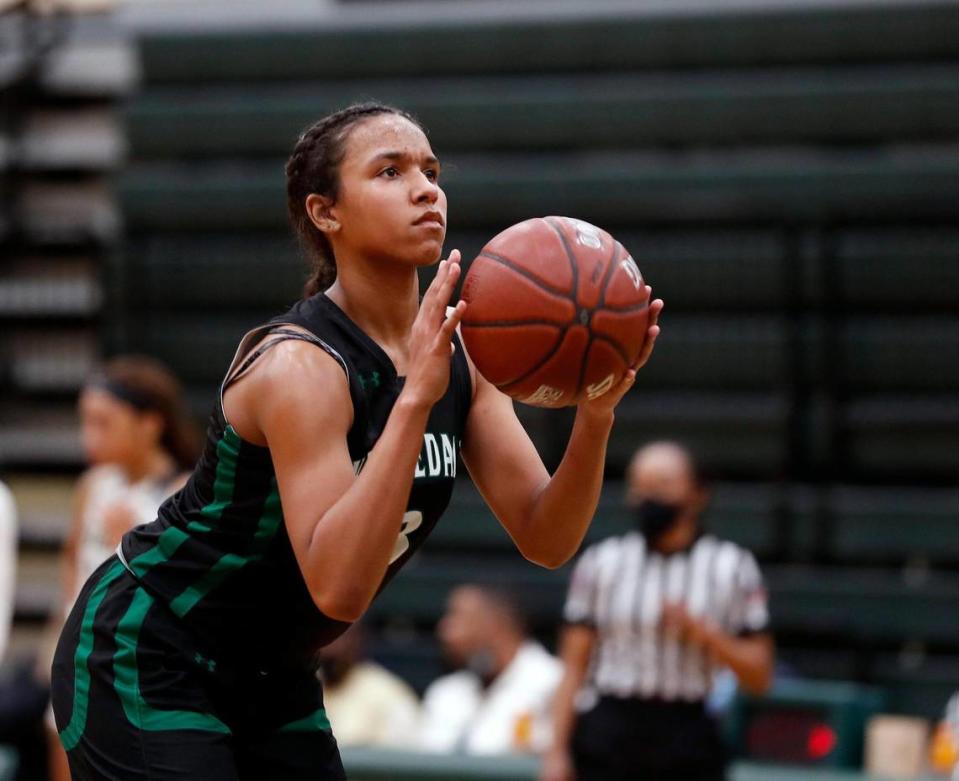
<box><xmin>119</xmin><ymin>293</ymin><xmax>472</xmax><ymax>671</ymax></box>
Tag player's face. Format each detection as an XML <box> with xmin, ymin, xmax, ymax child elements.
<box><xmin>79</xmin><ymin>388</ymin><xmax>159</xmax><ymax>466</ymax></box>
<box><xmin>330</xmin><ymin>114</ymin><xmax>447</xmax><ymax>268</ymax></box>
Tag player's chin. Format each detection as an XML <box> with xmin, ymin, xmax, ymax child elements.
<box><xmin>408</xmin><ymin>237</ymin><xmax>446</xmax><ymax>267</ymax></box>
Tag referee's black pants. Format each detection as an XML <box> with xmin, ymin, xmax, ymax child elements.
<box><xmin>572</xmin><ymin>696</ymin><xmax>726</xmax><ymax>781</ymax></box>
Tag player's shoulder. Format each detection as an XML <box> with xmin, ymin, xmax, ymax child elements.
<box><xmin>248</xmin><ymin>329</ymin><xmax>348</xmax><ymax>395</ymax></box>
<box><xmin>225</xmin><ymin>325</ymin><xmax>353</xmax><ymax>440</ymax></box>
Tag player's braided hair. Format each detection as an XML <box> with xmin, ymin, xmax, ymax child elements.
<box><xmin>285</xmin><ymin>102</ymin><xmax>425</xmax><ymax>298</ymax></box>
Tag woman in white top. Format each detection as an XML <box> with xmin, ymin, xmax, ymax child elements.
<box><xmin>49</xmin><ymin>355</ymin><xmax>198</xmax><ymax>780</ymax></box>
<box><xmin>0</xmin><ymin>480</ymin><xmax>16</xmax><ymax>666</ymax></box>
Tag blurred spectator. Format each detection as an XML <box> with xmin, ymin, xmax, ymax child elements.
<box><xmin>949</xmin><ymin>692</ymin><xmax>959</xmax><ymax>780</ymax></box>
<box><xmin>420</xmin><ymin>584</ymin><xmax>561</xmax><ymax>755</ymax></box>
<box><xmin>930</xmin><ymin>691</ymin><xmax>959</xmax><ymax>778</ymax></box>
<box><xmin>542</xmin><ymin>441</ymin><xmax>774</xmax><ymax>781</ymax></box>
<box><xmin>0</xmin><ymin>479</ymin><xmax>48</xmax><ymax>781</ymax></box>
<box><xmin>47</xmin><ymin>355</ymin><xmax>199</xmax><ymax>781</ymax></box>
<box><xmin>61</xmin><ymin>355</ymin><xmax>198</xmax><ymax>608</ymax></box>
<box><xmin>318</xmin><ymin>623</ymin><xmax>420</xmax><ymax>748</ymax></box>
<box><xmin>0</xmin><ymin>480</ymin><xmax>15</xmax><ymax>664</ymax></box>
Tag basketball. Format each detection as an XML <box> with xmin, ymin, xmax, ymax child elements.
<box><xmin>459</xmin><ymin>216</ymin><xmax>651</xmax><ymax>408</ymax></box>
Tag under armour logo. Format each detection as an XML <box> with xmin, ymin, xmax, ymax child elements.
<box><xmin>358</xmin><ymin>371</ymin><xmax>382</xmax><ymax>391</ymax></box>
<box><xmin>194</xmin><ymin>652</ymin><xmax>217</xmax><ymax>673</ymax></box>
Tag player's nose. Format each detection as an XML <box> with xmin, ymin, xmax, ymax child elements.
<box><xmin>411</xmin><ymin>171</ymin><xmax>439</xmax><ymax>204</ymax></box>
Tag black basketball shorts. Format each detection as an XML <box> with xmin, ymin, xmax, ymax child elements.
<box><xmin>51</xmin><ymin>556</ymin><xmax>346</xmax><ymax>781</ymax></box>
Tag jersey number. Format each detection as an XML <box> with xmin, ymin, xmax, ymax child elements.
<box><xmin>390</xmin><ymin>511</ymin><xmax>423</xmax><ymax>564</ymax></box>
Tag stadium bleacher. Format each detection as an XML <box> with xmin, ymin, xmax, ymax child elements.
<box><xmin>0</xmin><ymin>7</ymin><xmax>135</xmax><ymax>473</ymax></box>
<box><xmin>3</xmin><ymin>2</ymin><xmax>959</xmax><ymax>773</ymax></box>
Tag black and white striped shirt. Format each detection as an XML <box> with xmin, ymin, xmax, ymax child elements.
<box><xmin>564</xmin><ymin>532</ymin><xmax>769</xmax><ymax>702</ymax></box>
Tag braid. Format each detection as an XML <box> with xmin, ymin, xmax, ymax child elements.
<box><xmin>285</xmin><ymin>102</ymin><xmax>425</xmax><ymax>298</ymax></box>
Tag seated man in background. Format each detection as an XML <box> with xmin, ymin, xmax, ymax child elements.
<box><xmin>420</xmin><ymin>584</ymin><xmax>561</xmax><ymax>755</ymax></box>
<box><xmin>318</xmin><ymin>623</ymin><xmax>420</xmax><ymax>748</ymax></box>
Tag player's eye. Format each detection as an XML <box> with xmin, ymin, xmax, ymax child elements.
<box><xmin>424</xmin><ymin>168</ymin><xmax>439</xmax><ymax>183</ymax></box>
<box><xmin>378</xmin><ymin>166</ymin><xmax>400</xmax><ymax>179</ymax></box>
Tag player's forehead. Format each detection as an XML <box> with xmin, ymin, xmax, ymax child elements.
<box><xmin>342</xmin><ymin>113</ymin><xmax>436</xmax><ymax>168</ymax></box>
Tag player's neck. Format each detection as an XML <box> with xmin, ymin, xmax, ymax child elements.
<box><xmin>326</xmin><ymin>257</ymin><xmax>420</xmax><ymax>349</ymax></box>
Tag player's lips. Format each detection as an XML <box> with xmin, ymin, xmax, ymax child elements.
<box><xmin>413</xmin><ymin>211</ymin><xmax>445</xmax><ymax>227</ymax></box>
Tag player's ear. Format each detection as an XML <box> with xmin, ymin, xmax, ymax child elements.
<box><xmin>306</xmin><ymin>193</ymin><xmax>340</xmax><ymax>236</ymax></box>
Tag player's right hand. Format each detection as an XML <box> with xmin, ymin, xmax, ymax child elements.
<box><xmin>401</xmin><ymin>250</ymin><xmax>467</xmax><ymax>408</ymax></box>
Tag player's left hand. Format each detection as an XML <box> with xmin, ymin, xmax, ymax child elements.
<box><xmin>578</xmin><ymin>288</ymin><xmax>663</xmax><ymax>417</ymax></box>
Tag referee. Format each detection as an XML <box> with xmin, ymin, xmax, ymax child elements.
<box><xmin>541</xmin><ymin>441</ymin><xmax>774</xmax><ymax>781</ymax></box>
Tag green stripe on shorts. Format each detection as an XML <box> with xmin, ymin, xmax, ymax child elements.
<box><xmin>276</xmin><ymin>707</ymin><xmax>331</xmax><ymax>733</ymax></box>
<box><xmin>112</xmin><ymin>585</ymin><xmax>231</xmax><ymax>734</ymax></box>
<box><xmin>59</xmin><ymin>559</ymin><xmax>126</xmax><ymax>751</ymax></box>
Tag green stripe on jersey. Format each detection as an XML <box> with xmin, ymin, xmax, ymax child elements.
<box><xmin>169</xmin><ymin>479</ymin><xmax>283</xmax><ymax>618</ymax></box>
<box><xmin>60</xmin><ymin>560</ymin><xmax>126</xmax><ymax>751</ymax></box>
<box><xmin>188</xmin><ymin>426</ymin><xmax>241</xmax><ymax>533</ymax></box>
<box><xmin>125</xmin><ymin>424</ymin><xmax>241</xmax><ymax>585</ymax></box>
<box><xmin>126</xmin><ymin>525</ymin><xmax>190</xmax><ymax>579</ymax></box>
<box><xmin>112</xmin><ymin>586</ymin><xmax>230</xmax><ymax>734</ymax></box>
<box><xmin>276</xmin><ymin>707</ymin><xmax>331</xmax><ymax>733</ymax></box>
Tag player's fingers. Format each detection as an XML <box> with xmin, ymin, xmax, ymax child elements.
<box><xmin>631</xmin><ymin>298</ymin><xmax>663</xmax><ymax>370</ymax></box>
<box><xmin>633</xmin><ymin>324</ymin><xmax>661</xmax><ymax>370</ymax></box>
<box><xmin>647</xmin><ymin>295</ymin><xmax>664</xmax><ymax>327</ymax></box>
<box><xmin>436</xmin><ymin>300</ymin><xmax>467</xmax><ymax>350</ymax></box>
<box><xmin>437</xmin><ymin>251</ymin><xmax>462</xmax><ymax>304</ymax></box>
<box><xmin>424</xmin><ymin>251</ymin><xmax>461</xmax><ymax>321</ymax></box>
<box><xmin>430</xmin><ymin>264</ymin><xmax>461</xmax><ymax>329</ymax></box>
<box><xmin>616</xmin><ymin>369</ymin><xmax>637</xmax><ymax>398</ymax></box>
<box><xmin>593</xmin><ymin>367</ymin><xmax>636</xmax><ymax>408</ymax></box>
<box><xmin>420</xmin><ymin>258</ymin><xmax>448</xmax><ymax>313</ymax></box>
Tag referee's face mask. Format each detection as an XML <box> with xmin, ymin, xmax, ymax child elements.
<box><xmin>635</xmin><ymin>498</ymin><xmax>684</xmax><ymax>543</ymax></box>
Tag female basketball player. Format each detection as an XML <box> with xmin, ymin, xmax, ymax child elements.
<box><xmin>51</xmin><ymin>102</ymin><xmax>663</xmax><ymax>780</ymax></box>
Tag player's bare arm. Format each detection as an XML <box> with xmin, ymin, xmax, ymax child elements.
<box><xmin>225</xmin><ymin>255</ymin><xmax>465</xmax><ymax>622</ymax></box>
<box><xmin>461</xmin><ymin>293</ymin><xmax>663</xmax><ymax>569</ymax></box>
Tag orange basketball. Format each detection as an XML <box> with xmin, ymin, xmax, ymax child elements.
<box><xmin>459</xmin><ymin>216</ymin><xmax>651</xmax><ymax>408</ymax></box>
